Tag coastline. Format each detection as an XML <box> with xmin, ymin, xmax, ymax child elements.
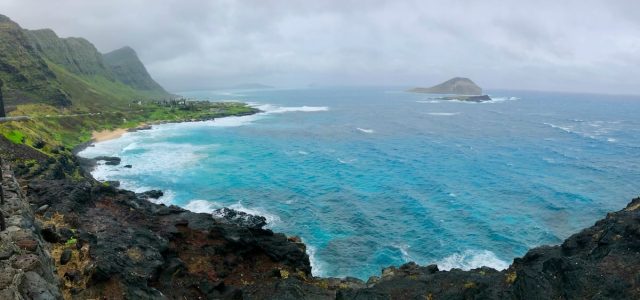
<box><xmin>4</xmin><ymin>105</ymin><xmax>640</xmax><ymax>298</ymax></box>
<box><xmin>91</xmin><ymin>127</ymin><xmax>130</xmax><ymax>143</ymax></box>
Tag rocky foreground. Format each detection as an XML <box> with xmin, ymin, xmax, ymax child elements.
<box><xmin>1</xmin><ymin>147</ymin><xmax>640</xmax><ymax>299</ymax></box>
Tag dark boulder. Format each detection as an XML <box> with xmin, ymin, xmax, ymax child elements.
<box><xmin>136</xmin><ymin>190</ymin><xmax>163</xmax><ymax>200</ymax></box>
<box><xmin>60</xmin><ymin>248</ymin><xmax>72</xmax><ymax>265</ymax></box>
<box><xmin>213</xmin><ymin>207</ymin><xmax>267</xmax><ymax>229</ymax></box>
<box><xmin>40</xmin><ymin>226</ymin><xmax>60</xmax><ymax>243</ymax></box>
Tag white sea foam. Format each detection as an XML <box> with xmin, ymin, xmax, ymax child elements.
<box><xmin>227</xmin><ymin>202</ymin><xmax>281</xmax><ymax>226</ymax></box>
<box><xmin>392</xmin><ymin>244</ymin><xmax>413</xmax><ymax>261</ymax></box>
<box><xmin>544</xmin><ymin>121</ymin><xmax>618</xmax><ymax>142</ymax></box>
<box><xmin>417</xmin><ymin>96</ymin><xmax>518</xmax><ymax>104</ymax></box>
<box><xmin>544</xmin><ymin>122</ymin><xmax>574</xmax><ymax>134</ymax></box>
<box><xmin>208</xmin><ymin>115</ymin><xmax>261</xmax><ymax>127</ymax></box>
<box><xmin>298</xmin><ymin>150</ymin><xmax>309</xmax><ymax>155</ymax></box>
<box><xmin>255</xmin><ymin>104</ymin><xmax>329</xmax><ymax>114</ymax></box>
<box><xmin>338</xmin><ymin>158</ymin><xmax>357</xmax><ymax>164</ymax></box>
<box><xmin>427</xmin><ymin>112</ymin><xmax>460</xmax><ymax>116</ymax></box>
<box><xmin>356</xmin><ymin>127</ymin><xmax>375</xmax><ymax>134</ymax></box>
<box><xmin>435</xmin><ymin>250</ymin><xmax>510</xmax><ymax>271</ymax></box>
<box><xmin>184</xmin><ymin>199</ymin><xmax>220</xmax><ymax>213</ymax></box>
<box><xmin>306</xmin><ymin>244</ymin><xmax>326</xmax><ymax>277</ymax></box>
<box><xmin>183</xmin><ymin>199</ymin><xmax>280</xmax><ymax>227</ymax></box>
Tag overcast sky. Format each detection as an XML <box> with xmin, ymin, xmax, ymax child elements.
<box><xmin>2</xmin><ymin>0</ymin><xmax>639</xmax><ymax>94</ymax></box>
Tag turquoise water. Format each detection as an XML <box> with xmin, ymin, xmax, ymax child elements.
<box><xmin>79</xmin><ymin>87</ymin><xmax>640</xmax><ymax>279</ymax></box>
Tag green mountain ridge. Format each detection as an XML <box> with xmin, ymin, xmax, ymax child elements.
<box><xmin>0</xmin><ymin>14</ymin><xmax>169</xmax><ymax>112</ymax></box>
<box><xmin>103</xmin><ymin>46</ymin><xmax>167</xmax><ymax>93</ymax></box>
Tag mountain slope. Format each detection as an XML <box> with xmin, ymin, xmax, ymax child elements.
<box><xmin>0</xmin><ymin>14</ymin><xmax>169</xmax><ymax>113</ymax></box>
<box><xmin>0</xmin><ymin>15</ymin><xmax>70</xmax><ymax>109</ymax></box>
<box><xmin>409</xmin><ymin>77</ymin><xmax>483</xmax><ymax>95</ymax></box>
<box><xmin>103</xmin><ymin>46</ymin><xmax>167</xmax><ymax>94</ymax></box>
<box><xmin>25</xmin><ymin>29</ymin><xmax>113</xmax><ymax>78</ymax></box>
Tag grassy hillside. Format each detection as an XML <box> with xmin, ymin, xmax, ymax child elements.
<box><xmin>0</xmin><ymin>15</ymin><xmax>71</xmax><ymax>109</ymax></box>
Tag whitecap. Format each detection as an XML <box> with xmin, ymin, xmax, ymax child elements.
<box><xmin>255</xmin><ymin>103</ymin><xmax>329</xmax><ymax>114</ymax></box>
<box><xmin>298</xmin><ymin>150</ymin><xmax>309</xmax><ymax>155</ymax></box>
<box><xmin>427</xmin><ymin>112</ymin><xmax>460</xmax><ymax>116</ymax></box>
<box><xmin>392</xmin><ymin>244</ymin><xmax>412</xmax><ymax>261</ymax></box>
<box><xmin>338</xmin><ymin>158</ymin><xmax>357</xmax><ymax>164</ymax></box>
<box><xmin>208</xmin><ymin>115</ymin><xmax>261</xmax><ymax>127</ymax></box>
<box><xmin>435</xmin><ymin>250</ymin><xmax>510</xmax><ymax>271</ymax></box>
<box><xmin>416</xmin><ymin>100</ymin><xmax>441</xmax><ymax>104</ymax></box>
<box><xmin>356</xmin><ymin>127</ymin><xmax>375</xmax><ymax>134</ymax></box>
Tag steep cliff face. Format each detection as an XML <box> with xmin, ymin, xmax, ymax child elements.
<box><xmin>409</xmin><ymin>77</ymin><xmax>483</xmax><ymax>95</ymax></box>
<box><xmin>25</xmin><ymin>29</ymin><xmax>112</xmax><ymax>78</ymax></box>
<box><xmin>0</xmin><ymin>15</ymin><xmax>71</xmax><ymax>109</ymax></box>
<box><xmin>103</xmin><ymin>46</ymin><xmax>167</xmax><ymax>93</ymax></box>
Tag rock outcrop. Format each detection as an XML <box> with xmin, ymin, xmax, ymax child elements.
<box><xmin>409</xmin><ymin>77</ymin><xmax>483</xmax><ymax>95</ymax></box>
<box><xmin>0</xmin><ymin>160</ymin><xmax>61</xmax><ymax>299</ymax></box>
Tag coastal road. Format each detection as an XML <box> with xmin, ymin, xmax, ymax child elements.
<box><xmin>0</xmin><ymin>110</ymin><xmax>145</xmax><ymax>123</ymax></box>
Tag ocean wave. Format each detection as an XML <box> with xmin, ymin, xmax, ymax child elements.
<box><xmin>435</xmin><ymin>250</ymin><xmax>510</xmax><ymax>271</ymax></box>
<box><xmin>392</xmin><ymin>244</ymin><xmax>413</xmax><ymax>262</ymax></box>
<box><xmin>416</xmin><ymin>96</ymin><xmax>518</xmax><ymax>104</ymax></box>
<box><xmin>306</xmin><ymin>244</ymin><xmax>326</xmax><ymax>277</ymax></box>
<box><xmin>356</xmin><ymin>127</ymin><xmax>375</xmax><ymax>134</ymax></box>
<box><xmin>338</xmin><ymin>158</ymin><xmax>357</xmax><ymax>164</ymax></box>
<box><xmin>255</xmin><ymin>103</ymin><xmax>329</xmax><ymax>114</ymax></box>
<box><xmin>208</xmin><ymin>115</ymin><xmax>261</xmax><ymax>127</ymax></box>
<box><xmin>544</xmin><ymin>121</ymin><xmax>618</xmax><ymax>142</ymax></box>
<box><xmin>427</xmin><ymin>112</ymin><xmax>460</xmax><ymax>116</ymax></box>
<box><xmin>184</xmin><ymin>199</ymin><xmax>220</xmax><ymax>213</ymax></box>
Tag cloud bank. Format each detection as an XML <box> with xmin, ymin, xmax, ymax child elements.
<box><xmin>3</xmin><ymin>0</ymin><xmax>639</xmax><ymax>94</ymax></box>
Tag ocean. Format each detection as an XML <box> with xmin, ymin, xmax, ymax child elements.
<box><xmin>78</xmin><ymin>87</ymin><xmax>640</xmax><ymax>279</ymax></box>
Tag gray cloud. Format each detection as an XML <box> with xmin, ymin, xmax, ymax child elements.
<box><xmin>2</xmin><ymin>0</ymin><xmax>639</xmax><ymax>94</ymax></box>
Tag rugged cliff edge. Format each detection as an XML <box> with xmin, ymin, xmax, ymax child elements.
<box><xmin>1</xmin><ymin>142</ymin><xmax>639</xmax><ymax>299</ymax></box>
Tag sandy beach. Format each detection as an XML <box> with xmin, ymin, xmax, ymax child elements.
<box><xmin>91</xmin><ymin>128</ymin><xmax>129</xmax><ymax>142</ymax></box>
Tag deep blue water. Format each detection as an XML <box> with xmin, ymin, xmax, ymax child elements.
<box><xmin>79</xmin><ymin>87</ymin><xmax>640</xmax><ymax>279</ymax></box>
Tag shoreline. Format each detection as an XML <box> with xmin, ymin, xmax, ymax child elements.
<box><xmin>91</xmin><ymin>127</ymin><xmax>131</xmax><ymax>143</ymax></box>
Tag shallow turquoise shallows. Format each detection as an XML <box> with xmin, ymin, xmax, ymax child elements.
<box><xmin>79</xmin><ymin>87</ymin><xmax>640</xmax><ymax>279</ymax></box>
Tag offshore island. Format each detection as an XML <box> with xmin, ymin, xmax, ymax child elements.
<box><xmin>409</xmin><ymin>77</ymin><xmax>493</xmax><ymax>102</ymax></box>
<box><xmin>1</xmin><ymin>14</ymin><xmax>640</xmax><ymax>300</ymax></box>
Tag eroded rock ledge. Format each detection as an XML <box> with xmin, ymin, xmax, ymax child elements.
<box><xmin>2</xmin><ymin>151</ymin><xmax>640</xmax><ymax>299</ymax></box>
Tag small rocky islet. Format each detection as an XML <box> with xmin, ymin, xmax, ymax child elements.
<box><xmin>408</xmin><ymin>77</ymin><xmax>493</xmax><ymax>102</ymax></box>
